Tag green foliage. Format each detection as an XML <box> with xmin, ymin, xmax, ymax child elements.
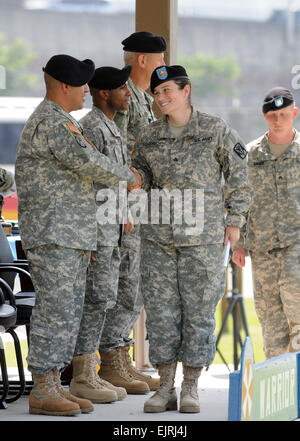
<box><xmin>3</xmin><ymin>339</ymin><xmax>28</xmax><ymax>368</ymax></box>
<box><xmin>179</xmin><ymin>52</ymin><xmax>241</xmax><ymax>99</ymax></box>
<box><xmin>0</xmin><ymin>33</ymin><xmax>40</xmax><ymax>95</ymax></box>
<box><xmin>214</xmin><ymin>298</ymin><xmax>265</xmax><ymax>366</ymax></box>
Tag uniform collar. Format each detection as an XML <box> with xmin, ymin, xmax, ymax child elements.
<box><xmin>159</xmin><ymin>107</ymin><xmax>198</xmax><ymax>139</ymax></box>
<box><xmin>257</xmin><ymin>130</ymin><xmax>300</xmax><ymax>159</ymax></box>
<box><xmin>128</xmin><ymin>78</ymin><xmax>153</xmax><ymax>105</ymax></box>
<box><xmin>280</xmin><ymin>129</ymin><xmax>300</xmax><ymax>158</ymax></box>
<box><xmin>44</xmin><ymin>97</ymin><xmax>83</xmax><ymax>131</ymax></box>
<box><xmin>91</xmin><ymin>105</ymin><xmax>121</xmax><ymax>138</ymax></box>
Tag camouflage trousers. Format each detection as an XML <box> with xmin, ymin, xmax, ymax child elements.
<box><xmin>99</xmin><ymin>242</ymin><xmax>141</xmax><ymax>352</ymax></box>
<box><xmin>26</xmin><ymin>245</ymin><xmax>90</xmax><ymax>374</ymax></box>
<box><xmin>250</xmin><ymin>242</ymin><xmax>300</xmax><ymax>359</ymax></box>
<box><xmin>140</xmin><ymin>239</ymin><xmax>226</xmax><ymax>368</ymax></box>
<box><xmin>84</xmin><ymin>245</ymin><xmax>120</xmax><ymax>352</ymax></box>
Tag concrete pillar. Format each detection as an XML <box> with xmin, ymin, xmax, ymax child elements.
<box><xmin>135</xmin><ymin>0</ymin><xmax>178</xmax><ymax>65</ymax></box>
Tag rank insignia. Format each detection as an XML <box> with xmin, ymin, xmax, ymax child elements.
<box><xmin>274</xmin><ymin>96</ymin><xmax>284</xmax><ymax>108</ymax></box>
<box><xmin>156</xmin><ymin>66</ymin><xmax>168</xmax><ymax>80</ymax></box>
<box><xmin>233</xmin><ymin>143</ymin><xmax>247</xmax><ymax>159</ymax></box>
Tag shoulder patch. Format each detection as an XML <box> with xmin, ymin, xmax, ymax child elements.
<box><xmin>66</xmin><ymin>123</ymin><xmax>82</xmax><ymax>135</ymax></box>
<box><xmin>233</xmin><ymin>143</ymin><xmax>247</xmax><ymax>159</ymax></box>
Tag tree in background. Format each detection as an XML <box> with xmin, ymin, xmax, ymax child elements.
<box><xmin>0</xmin><ymin>33</ymin><xmax>40</xmax><ymax>96</ymax></box>
<box><xmin>179</xmin><ymin>53</ymin><xmax>241</xmax><ymax>105</ymax></box>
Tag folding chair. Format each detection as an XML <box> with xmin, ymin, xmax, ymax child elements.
<box><xmin>0</xmin><ymin>224</ymin><xmax>35</xmax><ymax>399</ymax></box>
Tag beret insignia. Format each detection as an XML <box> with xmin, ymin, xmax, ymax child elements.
<box><xmin>274</xmin><ymin>96</ymin><xmax>284</xmax><ymax>108</ymax></box>
<box><xmin>156</xmin><ymin>66</ymin><xmax>168</xmax><ymax>80</ymax></box>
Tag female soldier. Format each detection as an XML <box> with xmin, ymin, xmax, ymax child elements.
<box><xmin>131</xmin><ymin>65</ymin><xmax>252</xmax><ymax>413</ymax></box>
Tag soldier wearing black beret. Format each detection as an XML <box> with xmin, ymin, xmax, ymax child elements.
<box><xmin>262</xmin><ymin>86</ymin><xmax>295</xmax><ymax>114</ymax></box>
<box><xmin>150</xmin><ymin>65</ymin><xmax>189</xmax><ymax>94</ymax></box>
<box><xmin>98</xmin><ymin>31</ymin><xmax>167</xmax><ymax>394</ymax></box>
<box><xmin>88</xmin><ymin>65</ymin><xmax>132</xmax><ymax>91</ymax></box>
<box><xmin>71</xmin><ymin>66</ymin><xmax>137</xmax><ymax>401</ymax></box>
<box><xmin>43</xmin><ymin>54</ymin><xmax>95</xmax><ymax>87</ymax></box>
<box><xmin>122</xmin><ymin>31</ymin><xmax>167</xmax><ymax>53</ymax></box>
<box><xmin>233</xmin><ymin>86</ymin><xmax>300</xmax><ymax>361</ymax></box>
<box><xmin>130</xmin><ymin>64</ymin><xmax>252</xmax><ymax>414</ymax></box>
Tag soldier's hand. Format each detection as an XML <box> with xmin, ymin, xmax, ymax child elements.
<box><xmin>124</xmin><ymin>218</ymin><xmax>135</xmax><ymax>234</ymax></box>
<box><xmin>128</xmin><ymin>167</ymin><xmax>142</xmax><ymax>193</ymax></box>
<box><xmin>224</xmin><ymin>225</ymin><xmax>240</xmax><ymax>249</ymax></box>
<box><xmin>232</xmin><ymin>248</ymin><xmax>246</xmax><ymax>268</ymax></box>
<box><xmin>90</xmin><ymin>251</ymin><xmax>96</xmax><ymax>262</ymax></box>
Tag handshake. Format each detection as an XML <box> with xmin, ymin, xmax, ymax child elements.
<box><xmin>127</xmin><ymin>167</ymin><xmax>142</xmax><ymax>193</ymax></box>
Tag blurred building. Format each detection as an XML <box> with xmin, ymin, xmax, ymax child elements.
<box><xmin>1</xmin><ymin>0</ymin><xmax>300</xmax><ymax>162</ymax></box>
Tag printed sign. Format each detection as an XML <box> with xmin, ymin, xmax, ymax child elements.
<box><xmin>228</xmin><ymin>337</ymin><xmax>300</xmax><ymax>421</ymax></box>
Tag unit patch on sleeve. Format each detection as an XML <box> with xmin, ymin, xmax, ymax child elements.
<box><xmin>66</xmin><ymin>123</ymin><xmax>89</xmax><ymax>148</ymax></box>
<box><xmin>233</xmin><ymin>143</ymin><xmax>248</xmax><ymax>159</ymax></box>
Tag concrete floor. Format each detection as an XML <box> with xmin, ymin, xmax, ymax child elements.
<box><xmin>0</xmin><ymin>257</ymin><xmax>264</xmax><ymax>433</ymax></box>
<box><xmin>0</xmin><ymin>363</ymin><xmax>230</xmax><ymax>422</ymax></box>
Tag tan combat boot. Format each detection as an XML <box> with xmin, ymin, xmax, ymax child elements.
<box><xmin>121</xmin><ymin>344</ymin><xmax>160</xmax><ymax>391</ymax></box>
<box><xmin>29</xmin><ymin>371</ymin><xmax>81</xmax><ymax>416</ymax></box>
<box><xmin>144</xmin><ymin>362</ymin><xmax>178</xmax><ymax>413</ymax></box>
<box><xmin>69</xmin><ymin>353</ymin><xmax>118</xmax><ymax>403</ymax></box>
<box><xmin>99</xmin><ymin>347</ymin><xmax>150</xmax><ymax>394</ymax></box>
<box><xmin>179</xmin><ymin>365</ymin><xmax>202</xmax><ymax>413</ymax></box>
<box><xmin>52</xmin><ymin>370</ymin><xmax>94</xmax><ymax>413</ymax></box>
<box><xmin>97</xmin><ymin>376</ymin><xmax>127</xmax><ymax>401</ymax></box>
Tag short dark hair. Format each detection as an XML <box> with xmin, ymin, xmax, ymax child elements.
<box><xmin>173</xmin><ymin>77</ymin><xmax>192</xmax><ymax>106</ymax></box>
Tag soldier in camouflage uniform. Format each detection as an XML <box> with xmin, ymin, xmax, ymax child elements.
<box><xmin>14</xmin><ymin>55</ymin><xmax>140</xmax><ymax>416</ymax></box>
<box><xmin>0</xmin><ymin>167</ymin><xmax>15</xmax><ymax>218</ymax></box>
<box><xmin>99</xmin><ymin>31</ymin><xmax>166</xmax><ymax>392</ymax></box>
<box><xmin>77</xmin><ymin>65</ymin><xmax>149</xmax><ymax>397</ymax></box>
<box><xmin>233</xmin><ymin>87</ymin><xmax>300</xmax><ymax>359</ymax></box>
<box><xmin>0</xmin><ymin>168</ymin><xmax>14</xmax><ymax>193</ymax></box>
<box><xmin>131</xmin><ymin>65</ymin><xmax>252</xmax><ymax>413</ymax></box>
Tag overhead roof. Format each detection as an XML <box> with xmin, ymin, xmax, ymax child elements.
<box><xmin>23</xmin><ymin>0</ymin><xmax>300</xmax><ymax>21</ymax></box>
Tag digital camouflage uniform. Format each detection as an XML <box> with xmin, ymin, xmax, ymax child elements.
<box><xmin>100</xmin><ymin>77</ymin><xmax>156</xmax><ymax>351</ymax></box>
<box><xmin>15</xmin><ymin>98</ymin><xmax>135</xmax><ymax>374</ymax></box>
<box><xmin>0</xmin><ymin>168</ymin><xmax>14</xmax><ymax>193</ymax></box>
<box><xmin>132</xmin><ymin>109</ymin><xmax>252</xmax><ymax>368</ymax></box>
<box><xmin>0</xmin><ymin>168</ymin><xmax>15</xmax><ymax>216</ymax></box>
<box><xmin>244</xmin><ymin>131</ymin><xmax>300</xmax><ymax>358</ymax></box>
<box><xmin>79</xmin><ymin>106</ymin><xmax>128</xmax><ymax>353</ymax></box>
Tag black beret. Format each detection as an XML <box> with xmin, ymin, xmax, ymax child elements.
<box><xmin>122</xmin><ymin>31</ymin><xmax>166</xmax><ymax>53</ymax></box>
<box><xmin>88</xmin><ymin>65</ymin><xmax>132</xmax><ymax>90</ymax></box>
<box><xmin>43</xmin><ymin>54</ymin><xmax>95</xmax><ymax>87</ymax></box>
<box><xmin>150</xmin><ymin>65</ymin><xmax>189</xmax><ymax>93</ymax></box>
<box><xmin>262</xmin><ymin>87</ymin><xmax>294</xmax><ymax>113</ymax></box>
